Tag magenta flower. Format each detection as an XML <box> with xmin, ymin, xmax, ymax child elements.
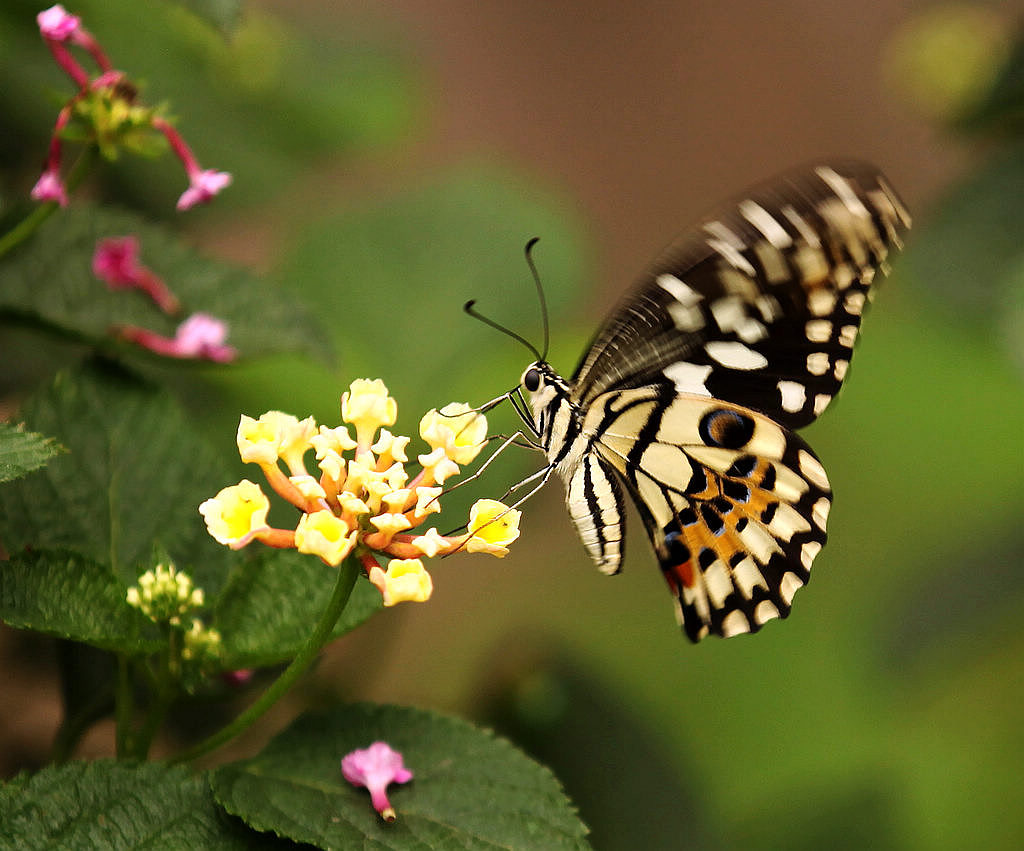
<box><xmin>152</xmin><ymin>118</ymin><xmax>232</xmax><ymax>211</ymax></box>
<box><xmin>30</xmin><ymin>168</ymin><xmax>68</xmax><ymax>207</ymax></box>
<box><xmin>176</xmin><ymin>169</ymin><xmax>233</xmax><ymax>211</ymax></box>
<box><xmin>92</xmin><ymin>236</ymin><xmax>181</xmax><ymax>314</ymax></box>
<box><xmin>117</xmin><ymin>313</ymin><xmax>237</xmax><ymax>362</ymax></box>
<box><xmin>37</xmin><ymin>5</ymin><xmax>81</xmax><ymax>41</ymax></box>
<box><xmin>341</xmin><ymin>742</ymin><xmax>413</xmax><ymax>822</ymax></box>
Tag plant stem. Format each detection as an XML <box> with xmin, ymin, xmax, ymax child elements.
<box><xmin>0</xmin><ymin>146</ymin><xmax>97</xmax><ymax>260</ymax></box>
<box><xmin>171</xmin><ymin>557</ymin><xmax>360</xmax><ymax>765</ymax></box>
<box><xmin>114</xmin><ymin>653</ymin><xmax>133</xmax><ymax>758</ymax></box>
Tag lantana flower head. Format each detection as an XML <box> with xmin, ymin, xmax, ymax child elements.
<box><xmin>200</xmin><ymin>379</ymin><xmax>523</xmax><ymax>608</ymax></box>
<box><xmin>31</xmin><ymin>7</ymin><xmax>231</xmax><ymax>211</ymax></box>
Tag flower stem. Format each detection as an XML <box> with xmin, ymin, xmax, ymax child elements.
<box><xmin>0</xmin><ymin>145</ymin><xmax>97</xmax><ymax>261</ymax></box>
<box><xmin>114</xmin><ymin>653</ymin><xmax>133</xmax><ymax>758</ymax></box>
<box><xmin>171</xmin><ymin>557</ymin><xmax>360</xmax><ymax>765</ymax></box>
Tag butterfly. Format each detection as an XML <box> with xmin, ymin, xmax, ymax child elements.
<box><xmin>502</xmin><ymin>162</ymin><xmax>910</xmax><ymax>642</ymax></box>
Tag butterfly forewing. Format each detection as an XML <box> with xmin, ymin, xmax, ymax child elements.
<box><xmin>571</xmin><ymin>162</ymin><xmax>910</xmax><ymax>429</ymax></box>
<box><xmin>520</xmin><ymin>161</ymin><xmax>908</xmax><ymax>642</ymax></box>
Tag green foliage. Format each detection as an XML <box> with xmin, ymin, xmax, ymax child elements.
<box><xmin>0</xmin><ymin>761</ymin><xmax>291</xmax><ymax>850</ymax></box>
<box><xmin>0</xmin><ymin>361</ymin><xmax>232</xmax><ymax>589</ymax></box>
<box><xmin>0</xmin><ymin>206</ymin><xmax>332</xmax><ymax>362</ymax></box>
<box><xmin>214</xmin><ymin>550</ymin><xmax>382</xmax><ymax>669</ymax></box>
<box><xmin>0</xmin><ymin>422</ymin><xmax>63</xmax><ymax>482</ymax></box>
<box><xmin>211</xmin><ymin>704</ymin><xmax>589</xmax><ymax>850</ymax></box>
<box><xmin>0</xmin><ymin>550</ymin><xmax>161</xmax><ymax>654</ymax></box>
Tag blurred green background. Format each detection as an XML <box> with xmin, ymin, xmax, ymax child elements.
<box><xmin>3</xmin><ymin>1</ymin><xmax>1024</xmax><ymax>848</ymax></box>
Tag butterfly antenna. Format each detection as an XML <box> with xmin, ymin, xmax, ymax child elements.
<box><xmin>524</xmin><ymin>237</ymin><xmax>550</xmax><ymax>361</ymax></box>
<box><xmin>464</xmin><ymin>300</ymin><xmax>543</xmax><ymax>362</ymax></box>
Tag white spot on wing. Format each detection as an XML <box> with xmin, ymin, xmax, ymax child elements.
<box><xmin>798</xmin><ymin>449</ymin><xmax>830</xmax><ymax>490</ymax></box>
<box><xmin>703</xmin><ymin>559</ymin><xmax>734</xmax><ymax>609</ymax></box>
<box><xmin>705</xmin><ymin>340</ymin><xmax>768</xmax><ymax>370</ymax></box>
<box><xmin>800</xmin><ymin>540</ymin><xmax>822</xmax><ymax>570</ymax></box>
<box><xmin>782</xmin><ymin>204</ymin><xmax>821</xmax><ymax>247</ymax></box>
<box><xmin>805</xmin><ymin>319</ymin><xmax>832</xmax><ymax>343</ymax></box>
<box><xmin>806</xmin><ymin>352</ymin><xmax>830</xmax><ymax>376</ymax></box>
<box><xmin>657</xmin><ymin>273</ymin><xmax>702</xmax><ymax>306</ymax></box>
<box><xmin>754</xmin><ymin>600</ymin><xmax>781</xmax><ymax>625</ymax></box>
<box><xmin>664</xmin><ymin>361</ymin><xmax>713</xmax><ymax>396</ymax></box>
<box><xmin>834</xmin><ymin>359</ymin><xmax>849</xmax><ymax>380</ymax></box>
<box><xmin>780</xmin><ymin>571</ymin><xmax>803</xmax><ymax>604</ymax></box>
<box><xmin>732</xmin><ymin>557</ymin><xmax>768</xmax><ymax>599</ymax></box>
<box><xmin>812</xmin><ymin>496</ymin><xmax>830</xmax><ymax>531</ymax></box>
<box><xmin>720</xmin><ymin>610</ymin><xmax>750</xmax><ymax>637</ymax></box>
<box><xmin>813</xmin><ymin>394</ymin><xmax>831</xmax><ymax>415</ymax></box>
<box><xmin>777</xmin><ymin>380</ymin><xmax>806</xmax><ymax>413</ymax></box>
<box><xmin>839</xmin><ymin>325</ymin><xmax>858</xmax><ymax>347</ymax></box>
<box><xmin>739</xmin><ymin>200</ymin><xmax>793</xmax><ymax>248</ymax></box>
<box><xmin>808</xmin><ymin>289</ymin><xmax>838</xmax><ymax>317</ymax></box>
<box><xmin>667</xmin><ymin>302</ymin><xmax>705</xmax><ymax>332</ymax></box>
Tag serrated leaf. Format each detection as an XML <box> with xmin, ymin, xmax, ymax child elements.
<box><xmin>0</xmin><ymin>760</ymin><xmax>292</xmax><ymax>850</ymax></box>
<box><xmin>0</xmin><ymin>422</ymin><xmax>63</xmax><ymax>482</ymax></box>
<box><xmin>0</xmin><ymin>361</ymin><xmax>233</xmax><ymax>591</ymax></box>
<box><xmin>210</xmin><ymin>703</ymin><xmax>590</xmax><ymax>850</ymax></box>
<box><xmin>0</xmin><ymin>205</ymin><xmax>332</xmax><ymax>362</ymax></box>
<box><xmin>214</xmin><ymin>549</ymin><xmax>382</xmax><ymax>669</ymax></box>
<box><xmin>0</xmin><ymin>549</ymin><xmax>161</xmax><ymax>654</ymax></box>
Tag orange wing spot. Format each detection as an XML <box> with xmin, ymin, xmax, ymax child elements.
<box><xmin>670</xmin><ymin>559</ymin><xmax>696</xmax><ymax>589</ymax></box>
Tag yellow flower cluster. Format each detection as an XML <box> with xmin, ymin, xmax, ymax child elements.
<box><xmin>199</xmin><ymin>379</ymin><xmax>521</xmax><ymax>607</ymax></box>
<box><xmin>126</xmin><ymin>562</ymin><xmax>221</xmax><ymax>659</ymax></box>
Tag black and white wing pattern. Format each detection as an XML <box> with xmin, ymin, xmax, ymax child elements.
<box><xmin>521</xmin><ymin>161</ymin><xmax>910</xmax><ymax>642</ymax></box>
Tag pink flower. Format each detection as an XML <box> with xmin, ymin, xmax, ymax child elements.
<box><xmin>37</xmin><ymin>5</ymin><xmax>81</xmax><ymax>41</ymax></box>
<box><xmin>341</xmin><ymin>742</ymin><xmax>413</xmax><ymax>822</ymax></box>
<box><xmin>30</xmin><ymin>168</ymin><xmax>68</xmax><ymax>207</ymax></box>
<box><xmin>176</xmin><ymin>169</ymin><xmax>233</xmax><ymax>211</ymax></box>
<box><xmin>152</xmin><ymin>118</ymin><xmax>232</xmax><ymax>211</ymax></box>
<box><xmin>92</xmin><ymin>236</ymin><xmax>180</xmax><ymax>314</ymax></box>
<box><xmin>117</xmin><ymin>313</ymin><xmax>237</xmax><ymax>362</ymax></box>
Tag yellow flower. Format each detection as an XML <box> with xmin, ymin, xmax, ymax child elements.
<box><xmin>371</xmin><ymin>429</ymin><xmax>410</xmax><ymax>465</ymax></box>
<box><xmin>341</xmin><ymin>379</ymin><xmax>397</xmax><ymax>448</ymax></box>
<box><xmin>418</xmin><ymin>447</ymin><xmax>460</xmax><ymax>485</ymax></box>
<box><xmin>236</xmin><ymin>414</ymin><xmax>283</xmax><ymax>466</ymax></box>
<box><xmin>199</xmin><ymin>480</ymin><xmax>270</xmax><ymax>546</ymax></box>
<box><xmin>277</xmin><ymin>415</ymin><xmax>317</xmax><ymax>475</ymax></box>
<box><xmin>412</xmin><ymin>485</ymin><xmax>441</xmax><ymax>511</ymax></box>
<box><xmin>294</xmin><ymin>510</ymin><xmax>358</xmax><ymax>567</ymax></box>
<box><xmin>369</xmin><ymin>512</ymin><xmax>413</xmax><ymax>546</ymax></box>
<box><xmin>377</xmin><ymin>558</ymin><xmax>433</xmax><ymax>606</ymax></box>
<box><xmin>410</xmin><ymin>527</ymin><xmax>449</xmax><ymax>558</ymax></box>
<box><xmin>289</xmin><ymin>475</ymin><xmax>327</xmax><ymax>501</ymax></box>
<box><xmin>466</xmin><ymin>498</ymin><xmax>521</xmax><ymax>557</ymax></box>
<box><xmin>311</xmin><ymin>424</ymin><xmax>357</xmax><ymax>457</ymax></box>
<box><xmin>126</xmin><ymin>562</ymin><xmax>204</xmax><ymax>624</ymax></box>
<box><xmin>419</xmin><ymin>403</ymin><xmax>488</xmax><ymax>465</ymax></box>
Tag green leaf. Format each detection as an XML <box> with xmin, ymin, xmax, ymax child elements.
<box><xmin>214</xmin><ymin>549</ymin><xmax>382</xmax><ymax>669</ymax></box>
<box><xmin>0</xmin><ymin>361</ymin><xmax>233</xmax><ymax>591</ymax></box>
<box><xmin>0</xmin><ymin>422</ymin><xmax>63</xmax><ymax>482</ymax></box>
<box><xmin>210</xmin><ymin>703</ymin><xmax>590</xmax><ymax>849</ymax></box>
<box><xmin>0</xmin><ymin>760</ymin><xmax>292</xmax><ymax>849</ymax></box>
<box><xmin>0</xmin><ymin>549</ymin><xmax>160</xmax><ymax>654</ymax></box>
<box><xmin>0</xmin><ymin>205</ymin><xmax>332</xmax><ymax>362</ymax></box>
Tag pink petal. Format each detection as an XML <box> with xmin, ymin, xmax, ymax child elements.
<box><xmin>37</xmin><ymin>5</ymin><xmax>81</xmax><ymax>41</ymax></box>
<box><xmin>92</xmin><ymin>236</ymin><xmax>141</xmax><ymax>286</ymax></box>
<box><xmin>116</xmin><ymin>313</ymin><xmax>236</xmax><ymax>362</ymax></box>
<box><xmin>176</xmin><ymin>169</ymin><xmax>232</xmax><ymax>211</ymax></box>
<box><xmin>341</xmin><ymin>741</ymin><xmax>413</xmax><ymax>821</ymax></box>
<box><xmin>30</xmin><ymin>170</ymin><xmax>68</xmax><ymax>207</ymax></box>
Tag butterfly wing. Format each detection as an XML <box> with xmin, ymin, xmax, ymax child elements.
<box><xmin>571</xmin><ymin>161</ymin><xmax>910</xmax><ymax>428</ymax></box>
<box><xmin>583</xmin><ymin>386</ymin><xmax>830</xmax><ymax>641</ymax></box>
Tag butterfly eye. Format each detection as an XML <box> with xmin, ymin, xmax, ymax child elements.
<box><xmin>523</xmin><ymin>368</ymin><xmax>542</xmax><ymax>392</ymax></box>
<box><xmin>698</xmin><ymin>409</ymin><xmax>755</xmax><ymax>449</ymax></box>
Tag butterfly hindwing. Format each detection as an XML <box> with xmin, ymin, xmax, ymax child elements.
<box><xmin>583</xmin><ymin>386</ymin><xmax>830</xmax><ymax>641</ymax></box>
<box><xmin>519</xmin><ymin>161</ymin><xmax>907</xmax><ymax>642</ymax></box>
<box><xmin>571</xmin><ymin>162</ymin><xmax>910</xmax><ymax>429</ymax></box>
